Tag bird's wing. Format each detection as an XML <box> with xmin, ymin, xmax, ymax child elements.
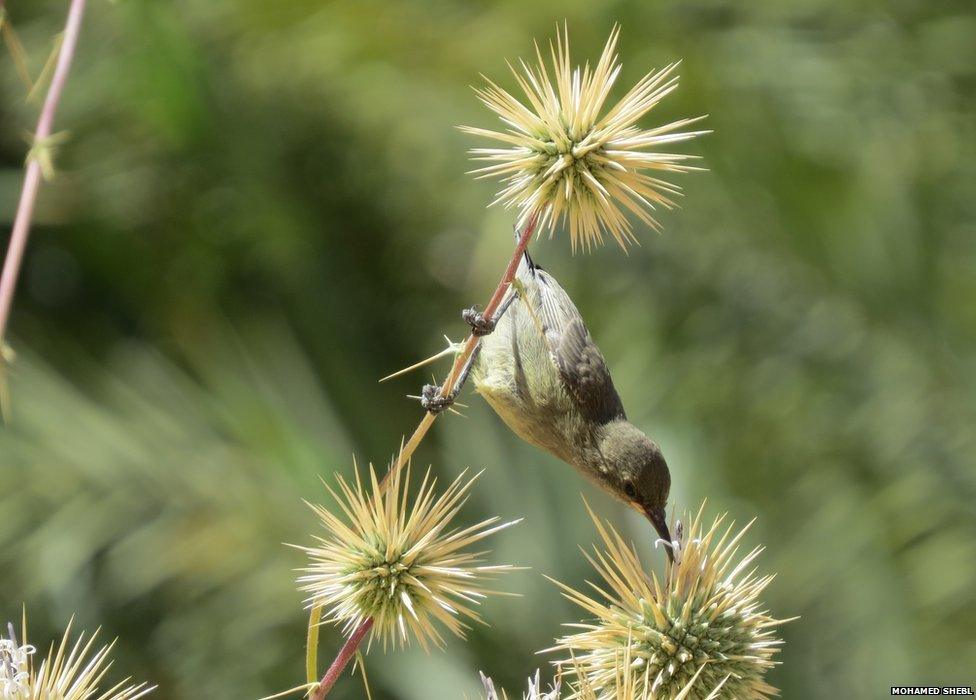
<box><xmin>529</xmin><ymin>266</ymin><xmax>627</xmax><ymax>424</ymax></box>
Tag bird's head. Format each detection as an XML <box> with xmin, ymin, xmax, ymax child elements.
<box><xmin>598</xmin><ymin>420</ymin><xmax>673</xmax><ymax>561</ymax></box>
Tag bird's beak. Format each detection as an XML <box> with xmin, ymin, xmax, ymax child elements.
<box><xmin>643</xmin><ymin>505</ymin><xmax>674</xmax><ymax>565</ymax></box>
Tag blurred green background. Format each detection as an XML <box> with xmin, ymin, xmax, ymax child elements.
<box><xmin>2</xmin><ymin>1</ymin><xmax>975</xmax><ymax>698</ymax></box>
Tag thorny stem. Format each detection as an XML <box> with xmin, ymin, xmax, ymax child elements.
<box><xmin>310</xmin><ymin>617</ymin><xmax>374</xmax><ymax>700</ymax></box>
<box><xmin>0</xmin><ymin>0</ymin><xmax>87</xmax><ymax>346</ymax></box>
<box><xmin>308</xmin><ymin>215</ymin><xmax>538</xmax><ymax>696</ymax></box>
<box><xmin>380</xmin><ymin>214</ymin><xmax>538</xmax><ymax>490</ymax></box>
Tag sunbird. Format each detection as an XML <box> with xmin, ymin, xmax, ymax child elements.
<box><xmin>419</xmin><ymin>236</ymin><xmax>674</xmax><ymax>559</ymax></box>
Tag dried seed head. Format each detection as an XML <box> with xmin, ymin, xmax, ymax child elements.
<box><xmin>297</xmin><ymin>463</ymin><xmax>520</xmax><ymax>651</ymax></box>
<box><xmin>462</xmin><ymin>25</ymin><xmax>707</xmax><ymax>252</ymax></box>
<box><xmin>549</xmin><ymin>503</ymin><xmax>788</xmax><ymax>699</ymax></box>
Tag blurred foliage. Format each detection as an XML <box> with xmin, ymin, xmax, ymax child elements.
<box><xmin>1</xmin><ymin>0</ymin><xmax>975</xmax><ymax>698</ymax></box>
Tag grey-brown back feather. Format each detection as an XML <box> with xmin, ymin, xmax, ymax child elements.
<box><xmin>518</xmin><ymin>260</ymin><xmax>626</xmax><ymax>425</ymax></box>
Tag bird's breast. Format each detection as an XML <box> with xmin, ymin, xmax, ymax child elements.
<box><xmin>472</xmin><ymin>292</ymin><xmax>585</xmax><ymax>466</ymax></box>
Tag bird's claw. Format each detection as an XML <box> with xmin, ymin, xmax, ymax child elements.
<box><xmin>462</xmin><ymin>306</ymin><xmax>496</xmax><ymax>336</ymax></box>
<box><xmin>420</xmin><ymin>383</ymin><xmax>453</xmax><ymax>414</ymax></box>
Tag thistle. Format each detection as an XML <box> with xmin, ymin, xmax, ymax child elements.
<box><xmin>549</xmin><ymin>504</ymin><xmax>788</xmax><ymax>699</ymax></box>
<box><xmin>570</xmin><ymin>643</ymin><xmax>729</xmax><ymax>700</ymax></box>
<box><xmin>462</xmin><ymin>25</ymin><xmax>707</xmax><ymax>251</ymax></box>
<box><xmin>0</xmin><ymin>616</ymin><xmax>153</xmax><ymax>700</ymax></box>
<box><xmin>479</xmin><ymin>646</ymin><xmax>728</xmax><ymax>700</ymax></box>
<box><xmin>297</xmin><ymin>463</ymin><xmax>520</xmax><ymax>651</ymax></box>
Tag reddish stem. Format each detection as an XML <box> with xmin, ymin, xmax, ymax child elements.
<box><xmin>380</xmin><ymin>214</ymin><xmax>538</xmax><ymax>488</ymax></box>
<box><xmin>310</xmin><ymin>218</ymin><xmax>536</xmax><ymax>696</ymax></box>
<box><xmin>0</xmin><ymin>0</ymin><xmax>87</xmax><ymax>345</ymax></box>
<box><xmin>310</xmin><ymin>617</ymin><xmax>374</xmax><ymax>700</ymax></box>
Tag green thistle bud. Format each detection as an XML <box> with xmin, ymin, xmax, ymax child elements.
<box><xmin>548</xmin><ymin>503</ymin><xmax>791</xmax><ymax>699</ymax></box>
<box><xmin>296</xmin><ymin>463</ymin><xmax>520</xmax><ymax>651</ymax></box>
<box><xmin>461</xmin><ymin>24</ymin><xmax>708</xmax><ymax>252</ymax></box>
<box><xmin>478</xmin><ymin>644</ymin><xmax>729</xmax><ymax>700</ymax></box>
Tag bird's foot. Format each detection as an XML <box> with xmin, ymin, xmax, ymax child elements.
<box><xmin>419</xmin><ymin>383</ymin><xmax>454</xmax><ymax>414</ymax></box>
<box><xmin>462</xmin><ymin>306</ymin><xmax>496</xmax><ymax>336</ymax></box>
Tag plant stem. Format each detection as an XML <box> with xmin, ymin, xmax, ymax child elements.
<box><xmin>0</xmin><ymin>0</ymin><xmax>87</xmax><ymax>346</ymax></box>
<box><xmin>381</xmin><ymin>215</ymin><xmax>538</xmax><ymax>488</ymax></box>
<box><xmin>310</xmin><ymin>617</ymin><xmax>374</xmax><ymax>700</ymax></box>
<box><xmin>306</xmin><ymin>217</ymin><xmax>538</xmax><ymax>696</ymax></box>
<box><xmin>305</xmin><ymin>604</ymin><xmax>323</xmax><ymax>686</ymax></box>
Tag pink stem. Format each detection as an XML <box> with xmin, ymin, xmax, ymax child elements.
<box><xmin>380</xmin><ymin>213</ymin><xmax>538</xmax><ymax>489</ymax></box>
<box><xmin>311</xmin><ymin>618</ymin><xmax>374</xmax><ymax>699</ymax></box>
<box><xmin>0</xmin><ymin>0</ymin><xmax>87</xmax><ymax>345</ymax></box>
<box><xmin>309</xmin><ymin>216</ymin><xmax>537</xmax><ymax>695</ymax></box>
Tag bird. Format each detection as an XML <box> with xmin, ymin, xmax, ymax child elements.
<box><xmin>420</xmin><ymin>235</ymin><xmax>674</xmax><ymax>559</ymax></box>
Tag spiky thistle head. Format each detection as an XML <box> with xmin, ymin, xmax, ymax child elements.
<box><xmin>297</xmin><ymin>463</ymin><xmax>520</xmax><ymax>651</ymax></box>
<box><xmin>570</xmin><ymin>643</ymin><xmax>729</xmax><ymax>700</ymax></box>
<box><xmin>0</xmin><ymin>616</ymin><xmax>153</xmax><ymax>700</ymax></box>
<box><xmin>479</xmin><ymin>646</ymin><xmax>728</xmax><ymax>700</ymax></box>
<box><xmin>548</xmin><ymin>503</ymin><xmax>788</xmax><ymax>699</ymax></box>
<box><xmin>462</xmin><ymin>24</ymin><xmax>707</xmax><ymax>252</ymax></box>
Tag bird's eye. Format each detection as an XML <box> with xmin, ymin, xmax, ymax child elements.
<box><xmin>623</xmin><ymin>482</ymin><xmax>637</xmax><ymax>499</ymax></box>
